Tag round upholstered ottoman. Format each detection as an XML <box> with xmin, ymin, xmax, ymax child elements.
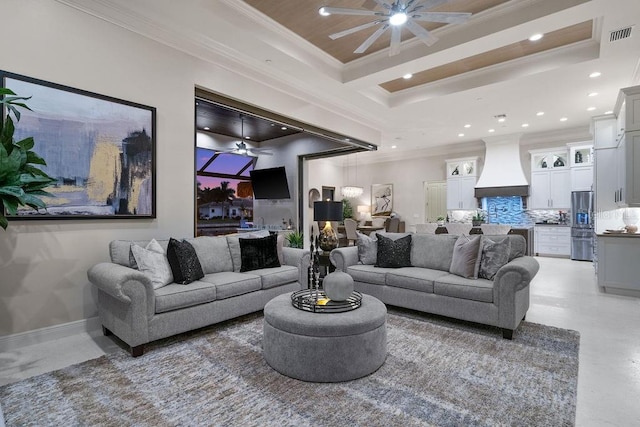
<box><xmin>263</xmin><ymin>293</ymin><xmax>387</xmax><ymax>382</ymax></box>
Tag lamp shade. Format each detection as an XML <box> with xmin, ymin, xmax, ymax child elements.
<box><xmin>314</xmin><ymin>201</ymin><xmax>343</xmax><ymax>221</ymax></box>
<box><xmin>357</xmin><ymin>205</ymin><xmax>370</xmax><ymax>214</ymax></box>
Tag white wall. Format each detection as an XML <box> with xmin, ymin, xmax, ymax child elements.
<box><xmin>0</xmin><ymin>0</ymin><xmax>378</xmax><ymax>335</ymax></box>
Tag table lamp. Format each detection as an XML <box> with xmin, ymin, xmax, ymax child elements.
<box><xmin>357</xmin><ymin>205</ymin><xmax>371</xmax><ymax>221</ymax></box>
<box><xmin>314</xmin><ymin>201</ymin><xmax>343</xmax><ymax>252</ymax></box>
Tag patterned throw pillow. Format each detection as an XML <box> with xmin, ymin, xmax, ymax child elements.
<box><xmin>130</xmin><ymin>239</ymin><xmax>174</xmax><ymax>289</ymax></box>
<box><xmin>449</xmin><ymin>235</ymin><xmax>482</xmax><ymax>279</ymax></box>
<box><xmin>239</xmin><ymin>234</ymin><xmax>281</xmax><ymax>272</ymax></box>
<box><xmin>166</xmin><ymin>238</ymin><xmax>205</xmax><ymax>285</ymax></box>
<box><xmin>478</xmin><ymin>237</ymin><xmax>511</xmax><ymax>280</ymax></box>
<box><xmin>375</xmin><ymin>234</ymin><xmax>412</xmax><ymax>268</ymax></box>
<box><xmin>356</xmin><ymin>231</ymin><xmax>378</xmax><ymax>265</ymax></box>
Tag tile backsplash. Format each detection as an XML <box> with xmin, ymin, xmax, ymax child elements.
<box><xmin>447</xmin><ymin>196</ymin><xmax>570</xmax><ymax>226</ymax></box>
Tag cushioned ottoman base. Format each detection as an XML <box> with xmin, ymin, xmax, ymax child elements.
<box><xmin>263</xmin><ymin>294</ymin><xmax>387</xmax><ymax>382</ymax></box>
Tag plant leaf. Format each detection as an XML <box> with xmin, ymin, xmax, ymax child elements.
<box><xmin>0</xmin><ymin>88</ymin><xmax>17</xmax><ymax>96</ymax></box>
<box><xmin>0</xmin><ymin>214</ymin><xmax>8</xmax><ymax>230</ymax></box>
<box><xmin>2</xmin><ymin>195</ymin><xmax>21</xmax><ymax>215</ymax></box>
<box><xmin>15</xmin><ymin>136</ymin><xmax>35</xmax><ymax>151</ymax></box>
<box><xmin>22</xmin><ymin>193</ymin><xmax>47</xmax><ymax>210</ymax></box>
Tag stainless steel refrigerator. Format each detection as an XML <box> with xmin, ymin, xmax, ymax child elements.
<box><xmin>571</xmin><ymin>191</ymin><xmax>594</xmax><ymax>261</ymax></box>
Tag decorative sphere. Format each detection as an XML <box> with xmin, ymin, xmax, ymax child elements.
<box><xmin>323</xmin><ymin>271</ymin><xmax>354</xmax><ymax>301</ymax></box>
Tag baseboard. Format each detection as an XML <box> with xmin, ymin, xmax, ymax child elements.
<box><xmin>0</xmin><ymin>317</ymin><xmax>101</xmax><ymax>352</ymax></box>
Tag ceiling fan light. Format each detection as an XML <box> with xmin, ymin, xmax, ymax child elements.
<box><xmin>319</xmin><ymin>7</ymin><xmax>330</xmax><ymax>16</ymax></box>
<box><xmin>389</xmin><ymin>12</ymin><xmax>407</xmax><ymax>26</ymax></box>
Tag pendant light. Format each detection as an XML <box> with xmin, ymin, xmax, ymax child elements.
<box><xmin>341</xmin><ymin>153</ymin><xmax>363</xmax><ymax>198</ymax></box>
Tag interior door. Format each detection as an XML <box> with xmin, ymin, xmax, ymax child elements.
<box><xmin>425</xmin><ymin>181</ymin><xmax>447</xmax><ymax>222</ymax></box>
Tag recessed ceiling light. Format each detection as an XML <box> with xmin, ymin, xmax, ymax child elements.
<box><xmin>402</xmin><ymin>73</ymin><xmax>413</xmax><ymax>79</ymax></box>
<box><xmin>560</xmin><ymin>117</ymin><xmax>568</xmax><ymax>122</ymax></box>
<box><xmin>203</xmin><ymin>127</ymin><xmax>210</xmax><ymax>130</ymax></box>
<box><xmin>391</xmin><ymin>145</ymin><xmax>397</xmax><ymax>149</ymax></box>
<box><xmin>281</xmin><ymin>126</ymin><xmax>288</xmax><ymax>130</ymax></box>
<box><xmin>529</xmin><ymin>33</ymin><xmax>543</xmax><ymax>41</ymax></box>
<box><xmin>605</xmin><ymin>110</ymin><xmax>613</xmax><ymax>114</ymax></box>
<box><xmin>488</xmin><ymin>129</ymin><xmax>495</xmax><ymax>133</ymax></box>
<box><xmin>498</xmin><ymin>117</ymin><xmax>506</xmax><ymax>123</ymax></box>
<box><xmin>458</xmin><ymin>133</ymin><xmax>465</xmax><ymax>137</ymax></box>
<box><xmin>345</xmin><ymin>138</ymin><xmax>351</xmax><ymax>142</ymax></box>
<box><xmin>587</xmin><ymin>107</ymin><xmax>596</xmax><ymax>111</ymax></box>
<box><xmin>536</xmin><ymin>111</ymin><xmax>544</xmax><ymax>116</ymax></box>
<box><xmin>318</xmin><ymin>7</ymin><xmax>330</xmax><ymax>16</ymax></box>
<box><xmin>589</xmin><ymin>72</ymin><xmax>601</xmax><ymax>78</ymax></box>
<box><xmin>245</xmin><ymin>136</ymin><xmax>251</xmax><ymax>139</ymax></box>
<box><xmin>522</xmin><ymin>123</ymin><xmax>529</xmax><ymax>128</ymax></box>
<box><xmin>588</xmin><ymin>92</ymin><xmax>598</xmax><ymax>97</ymax></box>
<box><xmin>464</xmin><ymin>124</ymin><xmax>471</xmax><ymax>128</ymax></box>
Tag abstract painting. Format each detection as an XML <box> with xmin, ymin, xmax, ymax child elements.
<box><xmin>1</xmin><ymin>71</ymin><xmax>156</xmax><ymax>219</ymax></box>
<box><xmin>371</xmin><ymin>183</ymin><xmax>393</xmax><ymax>216</ymax></box>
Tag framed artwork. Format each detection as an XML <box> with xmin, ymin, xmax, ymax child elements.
<box><xmin>1</xmin><ymin>71</ymin><xmax>156</xmax><ymax>219</ymax></box>
<box><xmin>371</xmin><ymin>183</ymin><xmax>393</xmax><ymax>216</ymax></box>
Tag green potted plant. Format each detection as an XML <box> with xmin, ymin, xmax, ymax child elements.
<box><xmin>436</xmin><ymin>216</ymin><xmax>445</xmax><ymax>226</ymax></box>
<box><xmin>285</xmin><ymin>230</ymin><xmax>304</xmax><ymax>249</ymax></box>
<box><xmin>342</xmin><ymin>198</ymin><xmax>353</xmax><ymax>220</ymax></box>
<box><xmin>0</xmin><ymin>88</ymin><xmax>55</xmax><ymax>230</ymax></box>
<box><xmin>472</xmin><ymin>211</ymin><xmax>485</xmax><ymax>227</ymax></box>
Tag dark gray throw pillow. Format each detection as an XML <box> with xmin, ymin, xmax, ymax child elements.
<box><xmin>239</xmin><ymin>234</ymin><xmax>281</xmax><ymax>272</ymax></box>
<box><xmin>478</xmin><ymin>237</ymin><xmax>511</xmax><ymax>280</ymax></box>
<box><xmin>449</xmin><ymin>235</ymin><xmax>482</xmax><ymax>279</ymax></box>
<box><xmin>166</xmin><ymin>238</ymin><xmax>204</xmax><ymax>285</ymax></box>
<box><xmin>375</xmin><ymin>234</ymin><xmax>412</xmax><ymax>268</ymax></box>
<box><xmin>356</xmin><ymin>231</ymin><xmax>378</xmax><ymax>265</ymax></box>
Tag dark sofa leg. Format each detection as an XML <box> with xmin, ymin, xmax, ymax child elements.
<box><xmin>131</xmin><ymin>345</ymin><xmax>144</xmax><ymax>357</ymax></box>
<box><xmin>102</xmin><ymin>326</ymin><xmax>112</xmax><ymax>336</ymax></box>
<box><xmin>502</xmin><ymin>328</ymin><xmax>514</xmax><ymax>340</ymax></box>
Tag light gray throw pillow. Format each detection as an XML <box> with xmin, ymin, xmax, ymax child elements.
<box><xmin>479</xmin><ymin>237</ymin><xmax>511</xmax><ymax>280</ymax></box>
<box><xmin>356</xmin><ymin>231</ymin><xmax>377</xmax><ymax>265</ymax></box>
<box><xmin>449</xmin><ymin>235</ymin><xmax>482</xmax><ymax>279</ymax></box>
<box><xmin>130</xmin><ymin>239</ymin><xmax>174</xmax><ymax>289</ymax></box>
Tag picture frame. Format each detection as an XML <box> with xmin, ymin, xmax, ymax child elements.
<box><xmin>371</xmin><ymin>183</ymin><xmax>393</xmax><ymax>216</ymax></box>
<box><xmin>1</xmin><ymin>71</ymin><xmax>156</xmax><ymax>220</ymax></box>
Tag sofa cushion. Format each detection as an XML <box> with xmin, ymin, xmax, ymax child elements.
<box><xmin>375</xmin><ymin>234</ymin><xmax>412</xmax><ymax>268</ymax></box>
<box><xmin>154</xmin><ymin>280</ymin><xmax>217</xmax><ymax>313</ymax></box>
<box><xmin>346</xmin><ymin>265</ymin><xmax>389</xmax><ymax>285</ymax></box>
<box><xmin>449</xmin><ymin>235</ymin><xmax>482</xmax><ymax>279</ymax></box>
<box><xmin>130</xmin><ymin>239</ymin><xmax>173</xmax><ymax>290</ymax></box>
<box><xmin>250</xmin><ymin>265</ymin><xmax>299</xmax><ymax>290</ymax></box>
<box><xmin>434</xmin><ymin>274</ymin><xmax>494</xmax><ymax>303</ymax></box>
<box><xmin>410</xmin><ymin>234</ymin><xmax>458</xmax><ymax>271</ymax></box>
<box><xmin>227</xmin><ymin>230</ymin><xmax>271</xmax><ymax>272</ymax></box>
<box><xmin>186</xmin><ymin>236</ymin><xmax>234</xmax><ymax>274</ymax></box>
<box><xmin>356</xmin><ymin>232</ymin><xmax>377</xmax><ymax>265</ymax></box>
<box><xmin>109</xmin><ymin>239</ymin><xmax>169</xmax><ymax>268</ymax></box>
<box><xmin>385</xmin><ymin>267</ymin><xmax>446</xmax><ymax>293</ymax></box>
<box><xmin>483</xmin><ymin>234</ymin><xmax>525</xmax><ymax>261</ymax></box>
<box><xmin>167</xmin><ymin>238</ymin><xmax>204</xmax><ymax>285</ymax></box>
<box><xmin>479</xmin><ymin>237</ymin><xmax>511</xmax><ymax>280</ymax></box>
<box><xmin>239</xmin><ymin>234</ymin><xmax>280</xmax><ymax>272</ymax></box>
<box><xmin>199</xmin><ymin>272</ymin><xmax>262</xmax><ymax>300</ymax></box>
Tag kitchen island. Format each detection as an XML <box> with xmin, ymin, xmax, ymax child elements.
<box><xmin>596</xmin><ymin>232</ymin><xmax>640</xmax><ymax>297</ymax></box>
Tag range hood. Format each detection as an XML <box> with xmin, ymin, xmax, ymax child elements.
<box><xmin>474</xmin><ymin>134</ymin><xmax>529</xmax><ymax>198</ymax></box>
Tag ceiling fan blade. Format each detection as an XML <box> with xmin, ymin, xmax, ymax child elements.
<box><xmin>319</xmin><ymin>6</ymin><xmax>384</xmax><ymax>17</ymax></box>
<box><xmin>249</xmin><ymin>149</ymin><xmax>273</xmax><ymax>156</ymax></box>
<box><xmin>405</xmin><ymin>20</ymin><xmax>438</xmax><ymax>46</ymax></box>
<box><xmin>368</xmin><ymin>0</ymin><xmax>393</xmax><ymax>9</ymax></box>
<box><xmin>329</xmin><ymin>20</ymin><xmax>384</xmax><ymax>40</ymax></box>
<box><xmin>410</xmin><ymin>0</ymin><xmax>448</xmax><ymax>13</ymax></box>
<box><xmin>411</xmin><ymin>12</ymin><xmax>472</xmax><ymax>24</ymax></box>
<box><xmin>354</xmin><ymin>24</ymin><xmax>389</xmax><ymax>53</ymax></box>
<box><xmin>389</xmin><ymin>26</ymin><xmax>402</xmax><ymax>56</ymax></box>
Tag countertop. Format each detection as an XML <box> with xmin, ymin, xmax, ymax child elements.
<box><xmin>534</xmin><ymin>223</ymin><xmax>570</xmax><ymax>227</ymax></box>
<box><xmin>597</xmin><ymin>232</ymin><xmax>640</xmax><ymax>238</ymax></box>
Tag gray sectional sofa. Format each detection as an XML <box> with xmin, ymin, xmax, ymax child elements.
<box><xmin>330</xmin><ymin>233</ymin><xmax>539</xmax><ymax>338</ymax></box>
<box><xmin>88</xmin><ymin>233</ymin><xmax>308</xmax><ymax>356</ymax></box>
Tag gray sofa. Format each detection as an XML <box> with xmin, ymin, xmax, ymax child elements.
<box><xmin>88</xmin><ymin>234</ymin><xmax>308</xmax><ymax>356</ymax></box>
<box><xmin>330</xmin><ymin>233</ymin><xmax>539</xmax><ymax>339</ymax></box>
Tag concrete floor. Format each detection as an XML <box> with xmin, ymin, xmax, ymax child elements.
<box><xmin>1</xmin><ymin>257</ymin><xmax>639</xmax><ymax>426</ymax></box>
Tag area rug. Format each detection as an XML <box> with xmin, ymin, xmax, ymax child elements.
<box><xmin>0</xmin><ymin>311</ymin><xmax>579</xmax><ymax>426</ymax></box>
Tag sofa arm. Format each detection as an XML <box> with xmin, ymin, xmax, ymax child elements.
<box><xmin>329</xmin><ymin>246</ymin><xmax>359</xmax><ymax>272</ymax></box>
<box><xmin>282</xmin><ymin>247</ymin><xmax>310</xmax><ymax>288</ymax></box>
<box><xmin>493</xmin><ymin>256</ymin><xmax>540</xmax><ymax>330</ymax></box>
<box><xmin>494</xmin><ymin>256</ymin><xmax>540</xmax><ymax>292</ymax></box>
<box><xmin>87</xmin><ymin>263</ymin><xmax>156</xmax><ymax>319</ymax></box>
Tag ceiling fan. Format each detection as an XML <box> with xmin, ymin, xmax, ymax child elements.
<box><xmin>215</xmin><ymin>115</ymin><xmax>273</xmax><ymax>156</ymax></box>
<box><xmin>319</xmin><ymin>0</ymin><xmax>472</xmax><ymax>56</ymax></box>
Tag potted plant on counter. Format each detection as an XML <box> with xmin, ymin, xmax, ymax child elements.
<box><xmin>285</xmin><ymin>230</ymin><xmax>304</xmax><ymax>249</ymax></box>
<box><xmin>0</xmin><ymin>88</ymin><xmax>55</xmax><ymax>230</ymax></box>
<box><xmin>472</xmin><ymin>211</ymin><xmax>486</xmax><ymax>227</ymax></box>
<box><xmin>436</xmin><ymin>216</ymin><xmax>445</xmax><ymax>226</ymax></box>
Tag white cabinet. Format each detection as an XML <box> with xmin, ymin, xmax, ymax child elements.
<box><xmin>620</xmin><ymin>85</ymin><xmax>640</xmax><ymax>132</ymax></box>
<box><xmin>592</xmin><ymin>115</ymin><xmax>617</xmax><ymax>149</ymax></box>
<box><xmin>616</xmin><ymin>133</ymin><xmax>627</xmax><ymax>206</ymax></box>
<box><xmin>446</xmin><ymin>157</ymin><xmax>478</xmax><ymax>210</ymax></box>
<box><xmin>529</xmin><ymin>148</ymin><xmax>570</xmax><ymax>209</ymax></box>
<box><xmin>571</xmin><ymin>166</ymin><xmax>593</xmax><ymax>191</ymax></box>
<box><xmin>568</xmin><ymin>143</ymin><xmax>593</xmax><ymax>191</ymax></box>
<box><xmin>594</xmin><ymin>147</ymin><xmax>618</xmax><ymax>212</ymax></box>
<box><xmin>530</xmin><ymin>169</ymin><xmax>571</xmax><ymax>209</ymax></box>
<box><xmin>534</xmin><ymin>225</ymin><xmax>571</xmax><ymax>257</ymax></box>
<box><xmin>623</xmin><ymin>131</ymin><xmax>640</xmax><ymax>206</ymax></box>
<box><xmin>597</xmin><ymin>235</ymin><xmax>640</xmax><ymax>297</ymax></box>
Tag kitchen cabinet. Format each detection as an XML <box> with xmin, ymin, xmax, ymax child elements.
<box><xmin>620</xmin><ymin>85</ymin><xmax>640</xmax><ymax>132</ymax></box>
<box><xmin>568</xmin><ymin>143</ymin><xmax>593</xmax><ymax>191</ymax></box>
<box><xmin>529</xmin><ymin>148</ymin><xmax>570</xmax><ymax>209</ymax></box>
<box><xmin>592</xmin><ymin>115</ymin><xmax>617</xmax><ymax>149</ymax></box>
<box><xmin>534</xmin><ymin>225</ymin><xmax>570</xmax><ymax>257</ymax></box>
<box><xmin>446</xmin><ymin>157</ymin><xmax>478</xmax><ymax>210</ymax></box>
<box><xmin>616</xmin><ymin>133</ymin><xmax>626</xmax><ymax>206</ymax></box>
<box><xmin>597</xmin><ymin>234</ymin><xmax>640</xmax><ymax>297</ymax></box>
<box><xmin>623</xmin><ymin>131</ymin><xmax>640</xmax><ymax>206</ymax></box>
<box><xmin>594</xmin><ymin>147</ymin><xmax>618</xmax><ymax>212</ymax></box>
